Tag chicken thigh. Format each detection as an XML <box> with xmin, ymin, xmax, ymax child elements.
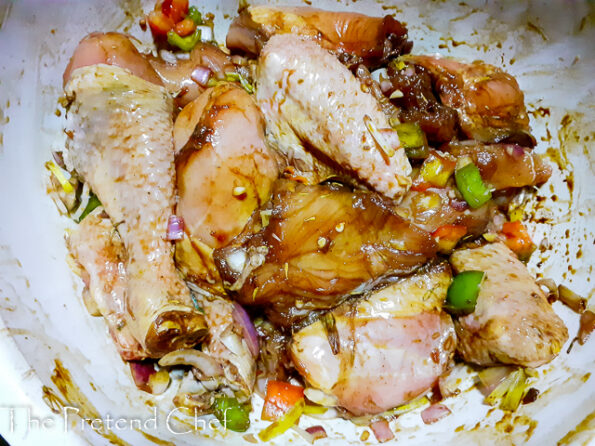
<box><xmin>290</xmin><ymin>262</ymin><xmax>455</xmax><ymax>416</ymax></box>
<box><xmin>227</xmin><ymin>6</ymin><xmax>411</xmax><ymax>67</ymax></box>
<box><xmin>214</xmin><ymin>180</ymin><xmax>436</xmax><ymax>327</ymax></box>
<box><xmin>405</xmin><ymin>55</ymin><xmax>534</xmax><ymax>146</ymax></box>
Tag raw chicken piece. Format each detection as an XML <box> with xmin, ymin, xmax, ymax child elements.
<box><xmin>265</xmin><ymin>118</ymin><xmax>340</xmax><ymax>186</ymax></box>
<box><xmin>159</xmin><ymin>291</ymin><xmax>256</xmax><ymax>402</ymax></box>
<box><xmin>64</xmin><ymin>33</ymin><xmax>206</xmax><ymax>356</ymax></box>
<box><xmin>147</xmin><ymin>42</ymin><xmax>236</xmax><ymax>107</ymax></box>
<box><xmin>227</xmin><ymin>6</ymin><xmax>411</xmax><ymax>66</ymax></box>
<box><xmin>397</xmin><ymin>185</ymin><xmax>497</xmax><ymax>235</ymax></box>
<box><xmin>256</xmin><ymin>34</ymin><xmax>412</xmax><ymax>199</ymax></box>
<box><xmin>173</xmin><ymin>83</ymin><xmax>280</xmax><ymax>289</ymax></box>
<box><xmin>214</xmin><ymin>180</ymin><xmax>437</xmax><ymax>327</ymax></box>
<box><xmin>290</xmin><ymin>262</ymin><xmax>455</xmax><ymax>416</ymax></box>
<box><xmin>194</xmin><ymin>292</ymin><xmax>256</xmax><ymax>399</ymax></box>
<box><xmin>386</xmin><ymin>61</ymin><xmax>458</xmax><ymax>143</ymax></box>
<box><xmin>63</xmin><ymin>32</ymin><xmax>162</xmax><ymax>87</ymax></box>
<box><xmin>443</xmin><ymin>142</ymin><xmax>551</xmax><ymax>190</ymax></box>
<box><xmin>450</xmin><ymin>242</ymin><xmax>568</xmax><ymax>367</ymax></box>
<box><xmin>406</xmin><ymin>55</ymin><xmax>535</xmax><ymax>146</ymax></box>
<box><xmin>67</xmin><ymin>212</ymin><xmax>146</xmax><ymax>361</ymax></box>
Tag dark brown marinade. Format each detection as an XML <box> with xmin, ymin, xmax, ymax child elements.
<box><xmin>214</xmin><ymin>180</ymin><xmax>437</xmax><ymax>327</ymax></box>
<box><xmin>386</xmin><ymin>63</ymin><xmax>459</xmax><ymax>144</ymax></box>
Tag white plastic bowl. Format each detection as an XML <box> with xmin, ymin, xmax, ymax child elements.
<box><xmin>0</xmin><ymin>0</ymin><xmax>593</xmax><ymax>444</ymax></box>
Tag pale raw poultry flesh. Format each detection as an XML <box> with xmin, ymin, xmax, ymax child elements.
<box><xmin>255</xmin><ymin>34</ymin><xmax>412</xmax><ymax>198</ymax></box>
<box><xmin>290</xmin><ymin>262</ymin><xmax>455</xmax><ymax>416</ymax></box>
<box><xmin>63</xmin><ymin>33</ymin><xmax>207</xmax><ymax>356</ymax></box>
<box><xmin>66</xmin><ymin>212</ymin><xmax>146</xmax><ymax>361</ymax></box>
<box><xmin>450</xmin><ymin>242</ymin><xmax>568</xmax><ymax>367</ymax></box>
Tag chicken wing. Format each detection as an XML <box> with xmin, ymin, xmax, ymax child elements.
<box><xmin>290</xmin><ymin>262</ymin><xmax>455</xmax><ymax>416</ymax></box>
<box><xmin>256</xmin><ymin>34</ymin><xmax>412</xmax><ymax>199</ymax></box>
<box><xmin>64</xmin><ymin>33</ymin><xmax>207</xmax><ymax>356</ymax></box>
<box><xmin>450</xmin><ymin>242</ymin><xmax>568</xmax><ymax>367</ymax></box>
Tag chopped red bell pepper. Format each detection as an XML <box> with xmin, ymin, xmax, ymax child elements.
<box><xmin>261</xmin><ymin>380</ymin><xmax>305</xmax><ymax>421</ymax></box>
<box><xmin>148</xmin><ymin>10</ymin><xmax>175</xmax><ymax>36</ymax></box>
<box><xmin>500</xmin><ymin>221</ymin><xmax>535</xmax><ymax>261</ymax></box>
<box><xmin>174</xmin><ymin>17</ymin><xmax>196</xmax><ymax>36</ymax></box>
<box><xmin>162</xmin><ymin>0</ymin><xmax>189</xmax><ymax>23</ymax></box>
<box><xmin>432</xmin><ymin>224</ymin><xmax>467</xmax><ymax>252</ymax></box>
<box><xmin>410</xmin><ymin>181</ymin><xmax>433</xmax><ymax>192</ymax></box>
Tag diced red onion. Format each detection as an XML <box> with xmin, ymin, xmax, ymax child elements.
<box><xmin>380</xmin><ymin>80</ymin><xmax>393</xmax><ymax>93</ymax></box>
<box><xmin>305</xmin><ymin>425</ymin><xmax>328</xmax><ymax>441</ymax></box>
<box><xmin>158</xmin><ymin>349</ymin><xmax>224</xmax><ymax>378</ymax></box>
<box><xmin>166</xmin><ymin>215</ymin><xmax>184</xmax><ymax>240</ymax></box>
<box><xmin>129</xmin><ymin>361</ymin><xmax>155</xmax><ymax>390</ymax></box>
<box><xmin>511</xmin><ymin>144</ymin><xmax>526</xmax><ymax>159</ymax></box>
<box><xmin>232</xmin><ymin>302</ymin><xmax>260</xmax><ymax>357</ymax></box>
<box><xmin>129</xmin><ymin>361</ymin><xmax>169</xmax><ymax>394</ymax></box>
<box><xmin>52</xmin><ymin>151</ymin><xmax>66</xmax><ymax>169</ymax></box>
<box><xmin>191</xmin><ymin>66</ymin><xmax>212</xmax><ymax>87</ymax></box>
<box><xmin>421</xmin><ymin>403</ymin><xmax>451</xmax><ymax>424</ymax></box>
<box><xmin>370</xmin><ymin>419</ymin><xmax>394</xmax><ymax>443</ymax></box>
<box><xmin>451</xmin><ymin>199</ymin><xmax>468</xmax><ymax>212</ymax></box>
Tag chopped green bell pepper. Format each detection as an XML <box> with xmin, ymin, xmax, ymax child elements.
<box><xmin>225</xmin><ymin>72</ymin><xmax>255</xmax><ymax>94</ymax></box>
<box><xmin>167</xmin><ymin>27</ymin><xmax>201</xmax><ymax>52</ymax></box>
<box><xmin>455</xmin><ymin>162</ymin><xmax>492</xmax><ymax>208</ymax></box>
<box><xmin>394</xmin><ymin>122</ymin><xmax>425</xmax><ymax>148</ymax></box>
<box><xmin>393</xmin><ymin>122</ymin><xmax>429</xmax><ymax>159</ymax></box>
<box><xmin>77</xmin><ymin>193</ymin><xmax>101</xmax><ymax>223</ymax></box>
<box><xmin>445</xmin><ymin>270</ymin><xmax>485</xmax><ymax>315</ymax></box>
<box><xmin>212</xmin><ymin>396</ymin><xmax>250</xmax><ymax>432</ymax></box>
<box><xmin>187</xmin><ymin>6</ymin><xmax>202</xmax><ymax>25</ymax></box>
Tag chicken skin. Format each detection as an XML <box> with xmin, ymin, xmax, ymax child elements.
<box><xmin>214</xmin><ymin>180</ymin><xmax>436</xmax><ymax>327</ymax></box>
<box><xmin>226</xmin><ymin>6</ymin><xmax>411</xmax><ymax>67</ymax></box>
<box><xmin>291</xmin><ymin>262</ymin><xmax>455</xmax><ymax>416</ymax></box>
<box><xmin>406</xmin><ymin>55</ymin><xmax>535</xmax><ymax>146</ymax></box>
<box><xmin>450</xmin><ymin>242</ymin><xmax>568</xmax><ymax>367</ymax></box>
<box><xmin>173</xmin><ymin>83</ymin><xmax>280</xmax><ymax>289</ymax></box>
<box><xmin>256</xmin><ymin>34</ymin><xmax>412</xmax><ymax>198</ymax></box>
<box><xmin>64</xmin><ymin>33</ymin><xmax>207</xmax><ymax>356</ymax></box>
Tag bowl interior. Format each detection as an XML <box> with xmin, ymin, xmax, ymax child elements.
<box><xmin>0</xmin><ymin>0</ymin><xmax>593</xmax><ymax>444</ymax></box>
